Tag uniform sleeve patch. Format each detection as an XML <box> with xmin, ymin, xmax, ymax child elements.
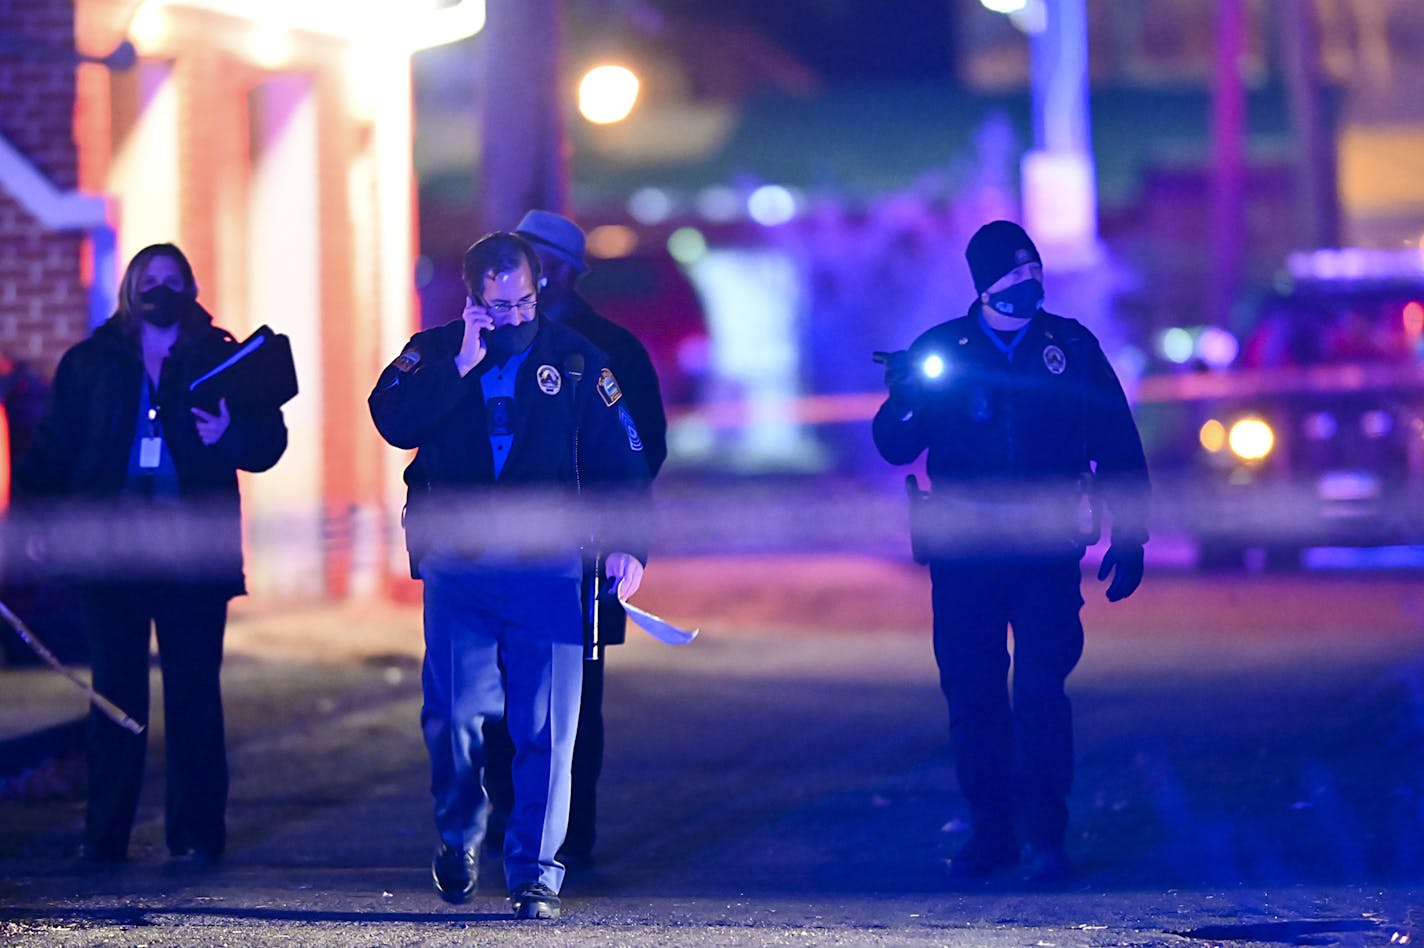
<box><xmin>392</xmin><ymin>348</ymin><xmax>422</xmax><ymax>373</ymax></box>
<box><xmin>597</xmin><ymin>368</ymin><xmax>623</xmax><ymax>407</ymax></box>
<box><xmin>619</xmin><ymin>405</ymin><xmax>643</xmax><ymax>452</ymax></box>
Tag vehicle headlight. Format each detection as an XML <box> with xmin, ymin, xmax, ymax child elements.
<box><xmin>1199</xmin><ymin>419</ymin><xmax>1227</xmax><ymax>453</ymax></box>
<box><xmin>1228</xmin><ymin>417</ymin><xmax>1275</xmax><ymax>462</ymax></box>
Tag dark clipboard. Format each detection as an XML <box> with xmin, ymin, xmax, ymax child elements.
<box><xmin>189</xmin><ymin>325</ymin><xmax>298</xmax><ymax>411</ymax></box>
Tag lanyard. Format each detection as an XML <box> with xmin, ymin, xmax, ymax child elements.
<box><xmin>145</xmin><ymin>376</ymin><xmax>163</xmax><ymax>438</ymax></box>
<box><xmin>977</xmin><ymin>313</ymin><xmax>1031</xmax><ymax>363</ymax></box>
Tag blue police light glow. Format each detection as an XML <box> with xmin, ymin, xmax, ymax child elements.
<box><xmin>921</xmin><ymin>354</ymin><xmax>946</xmax><ymax>380</ymax></box>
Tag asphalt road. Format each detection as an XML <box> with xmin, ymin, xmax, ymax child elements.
<box><xmin>1</xmin><ymin>556</ymin><xmax>1423</xmax><ymax>946</ymax></box>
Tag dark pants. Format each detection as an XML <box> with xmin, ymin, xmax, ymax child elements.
<box><xmin>483</xmin><ymin>650</ymin><xmax>605</xmax><ymax>860</ymax></box>
<box><xmin>929</xmin><ymin>555</ymin><xmax>1084</xmax><ymax>850</ymax></box>
<box><xmin>79</xmin><ymin>582</ymin><xmax>230</xmax><ymax>860</ymax></box>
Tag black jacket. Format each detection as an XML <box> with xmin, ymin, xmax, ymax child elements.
<box><xmin>548</xmin><ymin>292</ymin><xmax>668</xmax><ymax>477</ymax></box>
<box><xmin>368</xmin><ymin>317</ymin><xmax>651</xmax><ymax>582</ymax></box>
<box><xmin>16</xmin><ymin>314</ymin><xmax>289</xmax><ymax>595</ymax></box>
<box><xmin>873</xmin><ymin>307</ymin><xmax>1149</xmax><ymax>552</ymax></box>
<box><xmin>546</xmin><ymin>292</ymin><xmax>667</xmax><ymax>646</ymax></box>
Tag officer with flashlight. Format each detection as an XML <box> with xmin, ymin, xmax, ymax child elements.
<box><xmin>873</xmin><ymin>220</ymin><xmax>1149</xmax><ymax>884</ymax></box>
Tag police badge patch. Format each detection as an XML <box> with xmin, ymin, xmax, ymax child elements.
<box><xmin>392</xmin><ymin>349</ymin><xmax>422</xmax><ymax>373</ymax></box>
<box><xmin>597</xmin><ymin>368</ymin><xmax>623</xmax><ymax>407</ymax></box>
<box><xmin>1043</xmin><ymin>344</ymin><xmax>1066</xmax><ymax>375</ymax></box>
<box><xmin>536</xmin><ymin>364</ymin><xmax>562</xmax><ymax>395</ymax></box>
<box><xmin>619</xmin><ymin>405</ymin><xmax>643</xmax><ymax>452</ymax></box>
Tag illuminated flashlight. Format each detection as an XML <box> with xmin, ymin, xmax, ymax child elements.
<box><xmin>921</xmin><ymin>354</ymin><xmax>945</xmax><ymax>380</ymax></box>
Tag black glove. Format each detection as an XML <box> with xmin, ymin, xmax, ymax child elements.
<box><xmin>1096</xmin><ymin>543</ymin><xmax>1144</xmax><ymax>602</ymax></box>
<box><xmin>879</xmin><ymin>350</ymin><xmax>917</xmax><ymax>414</ymax></box>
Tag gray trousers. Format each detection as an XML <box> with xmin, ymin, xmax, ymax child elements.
<box><xmin>420</xmin><ymin>566</ymin><xmax>584</xmax><ymax>892</ymax></box>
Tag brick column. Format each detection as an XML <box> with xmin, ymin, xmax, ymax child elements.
<box><xmin>0</xmin><ymin>0</ymin><xmax>89</xmax><ymax>375</ymax></box>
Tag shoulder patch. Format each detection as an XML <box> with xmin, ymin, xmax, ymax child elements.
<box><xmin>619</xmin><ymin>405</ymin><xmax>643</xmax><ymax>452</ymax></box>
<box><xmin>392</xmin><ymin>348</ymin><xmax>422</xmax><ymax>373</ymax></box>
<box><xmin>597</xmin><ymin>368</ymin><xmax>623</xmax><ymax>407</ymax></box>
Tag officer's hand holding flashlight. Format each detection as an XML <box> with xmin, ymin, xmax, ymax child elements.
<box><xmin>1097</xmin><ymin>543</ymin><xmax>1145</xmax><ymax>601</ymax></box>
<box><xmin>873</xmin><ymin>349</ymin><xmax>918</xmax><ymax>414</ymax></box>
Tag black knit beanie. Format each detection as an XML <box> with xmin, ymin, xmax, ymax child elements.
<box><xmin>966</xmin><ymin>220</ymin><xmax>1041</xmax><ymax>294</ymax></box>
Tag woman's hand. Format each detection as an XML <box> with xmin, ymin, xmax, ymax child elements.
<box><xmin>192</xmin><ymin>397</ymin><xmax>231</xmax><ymax>446</ymax></box>
<box><xmin>604</xmin><ymin>552</ymin><xmax>644</xmax><ymax>601</ymax></box>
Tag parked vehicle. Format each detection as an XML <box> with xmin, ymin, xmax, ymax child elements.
<box><xmin>1135</xmin><ymin>249</ymin><xmax>1424</xmax><ymax>567</ymax></box>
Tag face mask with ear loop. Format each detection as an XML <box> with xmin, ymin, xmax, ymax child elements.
<box><xmin>137</xmin><ymin>285</ymin><xmax>191</xmax><ymax>328</ymax></box>
<box><xmin>483</xmin><ymin>313</ymin><xmax>539</xmax><ymax>359</ymax></box>
<box><xmin>985</xmin><ymin>279</ymin><xmax>1044</xmax><ymax>318</ymax></box>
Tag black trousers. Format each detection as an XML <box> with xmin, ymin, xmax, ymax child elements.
<box><xmin>929</xmin><ymin>555</ymin><xmax>1084</xmax><ymax>850</ymax></box>
<box><xmin>482</xmin><ymin>650</ymin><xmax>605</xmax><ymax>859</ymax></box>
<box><xmin>79</xmin><ymin>582</ymin><xmax>230</xmax><ymax>859</ymax></box>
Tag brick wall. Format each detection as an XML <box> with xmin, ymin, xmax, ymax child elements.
<box><xmin>0</xmin><ymin>0</ymin><xmax>90</xmax><ymax>376</ymax></box>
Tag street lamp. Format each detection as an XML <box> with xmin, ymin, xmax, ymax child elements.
<box><xmin>578</xmin><ymin>63</ymin><xmax>640</xmax><ymax>124</ymax></box>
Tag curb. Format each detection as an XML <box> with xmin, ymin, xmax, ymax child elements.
<box><xmin>0</xmin><ymin>716</ymin><xmax>85</xmax><ymax>784</ymax></box>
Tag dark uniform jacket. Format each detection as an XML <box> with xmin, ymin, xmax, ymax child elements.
<box><xmin>546</xmin><ymin>292</ymin><xmax>667</xmax><ymax>645</ymax></box>
<box><xmin>16</xmin><ymin>314</ymin><xmax>289</xmax><ymax>596</ymax></box>
<box><xmin>368</xmin><ymin>317</ymin><xmax>650</xmax><ymax>582</ymax></box>
<box><xmin>550</xmin><ymin>292</ymin><xmax>668</xmax><ymax>477</ymax></box>
<box><xmin>873</xmin><ymin>307</ymin><xmax>1149</xmax><ymax>557</ymax></box>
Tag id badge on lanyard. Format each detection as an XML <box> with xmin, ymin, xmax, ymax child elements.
<box><xmin>140</xmin><ymin>381</ymin><xmax>163</xmax><ymax>469</ymax></box>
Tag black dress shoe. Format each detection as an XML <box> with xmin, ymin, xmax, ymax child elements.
<box><xmin>1019</xmin><ymin>843</ymin><xmax>1072</xmax><ymax>884</ymax></box>
<box><xmin>510</xmin><ymin>881</ymin><xmax>560</xmax><ymax>920</ymax></box>
<box><xmin>947</xmin><ymin>831</ymin><xmax>1019</xmax><ymax>879</ymax></box>
<box><xmin>432</xmin><ymin>843</ymin><xmax>477</xmax><ymax>904</ymax></box>
<box><xmin>170</xmin><ymin>842</ymin><xmax>225</xmax><ymax>867</ymax></box>
<box><xmin>79</xmin><ymin>843</ymin><xmax>127</xmax><ymax>865</ymax></box>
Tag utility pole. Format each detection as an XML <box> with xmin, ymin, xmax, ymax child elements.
<box><xmin>1209</xmin><ymin>0</ymin><xmax>1247</xmax><ymax>326</ymax></box>
<box><xmin>478</xmin><ymin>0</ymin><xmax>569</xmax><ymax>231</ymax></box>
<box><xmin>1279</xmin><ymin>0</ymin><xmax>1339</xmax><ymax>249</ymax></box>
<box><xmin>1021</xmin><ymin>0</ymin><xmax>1099</xmax><ymax>269</ymax></box>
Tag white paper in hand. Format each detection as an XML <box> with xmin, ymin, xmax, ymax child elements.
<box><xmin>620</xmin><ymin>598</ymin><xmax>698</xmax><ymax>645</ymax></box>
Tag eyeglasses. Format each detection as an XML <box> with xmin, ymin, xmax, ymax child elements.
<box><xmin>483</xmin><ymin>296</ymin><xmax>537</xmax><ymax>317</ymax></box>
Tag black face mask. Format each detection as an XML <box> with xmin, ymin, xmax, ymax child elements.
<box><xmin>485</xmin><ymin>318</ymin><xmax>538</xmax><ymax>360</ymax></box>
<box><xmin>137</xmin><ymin>285</ymin><xmax>189</xmax><ymax>329</ymax></box>
<box><xmin>986</xmin><ymin>279</ymin><xmax>1044</xmax><ymax>318</ymax></box>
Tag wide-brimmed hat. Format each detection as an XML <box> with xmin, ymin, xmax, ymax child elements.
<box><xmin>514</xmin><ymin>210</ymin><xmax>589</xmax><ymax>274</ymax></box>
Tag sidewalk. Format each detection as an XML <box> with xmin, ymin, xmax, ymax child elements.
<box><xmin>0</xmin><ymin>596</ymin><xmax>427</xmax><ymax>792</ymax></box>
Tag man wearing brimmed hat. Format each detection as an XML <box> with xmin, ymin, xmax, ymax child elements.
<box><xmin>474</xmin><ymin>210</ymin><xmax>667</xmax><ymax>871</ymax></box>
<box><xmin>872</xmin><ymin>220</ymin><xmax>1150</xmax><ymax>884</ymax></box>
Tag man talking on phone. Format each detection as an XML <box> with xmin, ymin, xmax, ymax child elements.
<box><xmin>370</xmin><ymin>232</ymin><xmax>650</xmax><ymax>920</ymax></box>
